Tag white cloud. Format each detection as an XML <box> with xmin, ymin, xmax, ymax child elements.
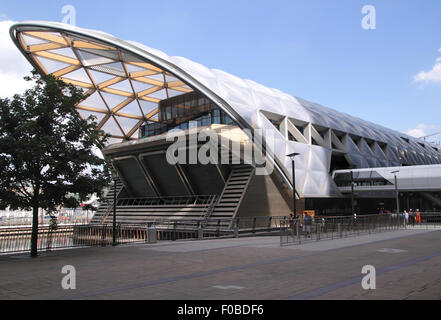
<box><xmin>0</xmin><ymin>20</ymin><xmax>34</xmax><ymax>98</ymax></box>
<box><xmin>413</xmin><ymin>47</ymin><xmax>441</xmax><ymax>84</ymax></box>
<box><xmin>406</xmin><ymin>123</ymin><xmax>440</xmax><ymax>138</ymax></box>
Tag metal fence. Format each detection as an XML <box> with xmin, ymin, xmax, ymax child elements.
<box><xmin>280</xmin><ymin>213</ymin><xmax>441</xmax><ymax>246</ymax></box>
<box><xmin>0</xmin><ymin>224</ymin><xmax>151</xmax><ymax>254</ymax></box>
<box><xmin>0</xmin><ymin>216</ymin><xmax>283</xmax><ymax>254</ymax></box>
<box><xmin>3</xmin><ymin>213</ymin><xmax>440</xmax><ymax>254</ymax></box>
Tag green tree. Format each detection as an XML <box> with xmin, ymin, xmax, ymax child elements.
<box><xmin>0</xmin><ymin>71</ymin><xmax>111</xmax><ymax>257</ymax></box>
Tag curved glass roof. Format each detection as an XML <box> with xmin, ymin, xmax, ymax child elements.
<box><xmin>12</xmin><ymin>24</ymin><xmax>193</xmax><ymax>143</ymax></box>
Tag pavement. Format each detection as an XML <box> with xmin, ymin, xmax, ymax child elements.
<box><xmin>1</xmin><ymin>227</ymin><xmax>441</xmax><ymax>300</ymax></box>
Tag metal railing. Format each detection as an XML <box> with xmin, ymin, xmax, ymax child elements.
<box><xmin>3</xmin><ymin>213</ymin><xmax>440</xmax><ymax>254</ymax></box>
<box><xmin>0</xmin><ymin>224</ymin><xmax>154</xmax><ymax>254</ymax></box>
<box><xmin>0</xmin><ymin>216</ymin><xmax>283</xmax><ymax>254</ymax></box>
<box><xmin>115</xmin><ymin>195</ymin><xmax>218</xmax><ymax>206</ymax></box>
<box><xmin>280</xmin><ymin>213</ymin><xmax>441</xmax><ymax>246</ymax></box>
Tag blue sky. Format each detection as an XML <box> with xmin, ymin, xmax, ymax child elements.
<box><xmin>1</xmin><ymin>0</ymin><xmax>440</xmax><ymax>140</ymax></box>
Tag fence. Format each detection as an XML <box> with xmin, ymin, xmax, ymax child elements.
<box><xmin>3</xmin><ymin>213</ymin><xmax>440</xmax><ymax>254</ymax></box>
<box><xmin>0</xmin><ymin>224</ymin><xmax>151</xmax><ymax>254</ymax></box>
<box><xmin>0</xmin><ymin>216</ymin><xmax>283</xmax><ymax>254</ymax></box>
<box><xmin>280</xmin><ymin>213</ymin><xmax>441</xmax><ymax>246</ymax></box>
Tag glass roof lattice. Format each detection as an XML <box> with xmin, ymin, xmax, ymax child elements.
<box><xmin>16</xmin><ymin>30</ymin><xmax>193</xmax><ymax>142</ymax></box>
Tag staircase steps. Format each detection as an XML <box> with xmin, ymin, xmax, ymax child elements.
<box><xmin>90</xmin><ymin>180</ymin><xmax>124</xmax><ymax>224</ymax></box>
<box><xmin>205</xmin><ymin>164</ymin><xmax>255</xmax><ymax>228</ymax></box>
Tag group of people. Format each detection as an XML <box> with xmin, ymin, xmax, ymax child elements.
<box><xmin>403</xmin><ymin>209</ymin><xmax>422</xmax><ymax>226</ymax></box>
<box><xmin>289</xmin><ymin>212</ymin><xmax>313</xmax><ymax>237</ymax></box>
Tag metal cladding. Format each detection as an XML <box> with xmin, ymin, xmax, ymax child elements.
<box><xmin>10</xmin><ymin>21</ymin><xmax>441</xmax><ymax>198</ymax></box>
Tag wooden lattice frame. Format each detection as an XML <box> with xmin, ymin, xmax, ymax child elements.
<box><xmin>17</xmin><ymin>30</ymin><xmax>193</xmax><ymax>142</ymax></box>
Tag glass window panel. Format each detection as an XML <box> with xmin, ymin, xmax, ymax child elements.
<box><xmin>167</xmin><ymin>89</ymin><xmax>182</xmax><ymax>98</ymax></box>
<box><xmin>21</xmin><ymin>33</ymin><xmax>49</xmax><ymax>46</ymax></box>
<box><xmin>79</xmin><ymin>91</ymin><xmax>107</xmax><ymax>110</ymax></box>
<box><xmin>131</xmin><ymin>80</ymin><xmax>154</xmax><ymax>93</ymax></box>
<box><xmin>149</xmin><ymin>88</ymin><xmax>167</xmax><ymax>100</ymax></box>
<box><xmin>100</xmin><ymin>91</ymin><xmax>127</xmax><ymax>109</ymax></box>
<box><xmin>80</xmin><ymin>48</ymin><xmax>119</xmax><ymax>61</ymax></box>
<box><xmin>114</xmin><ymin>115</ymin><xmax>139</xmax><ymax>135</ymax></box>
<box><xmin>90</xmin><ymin>62</ymin><xmax>126</xmax><ymax>77</ymax></box>
<box><xmin>88</xmin><ymin>69</ymin><xmax>116</xmax><ymax>85</ymax></box>
<box><xmin>77</xmin><ymin>109</ymin><xmax>106</xmax><ymax>124</ymax></box>
<box><xmin>116</xmin><ymin>100</ymin><xmax>141</xmax><ymax>116</ymax></box>
<box><xmin>124</xmin><ymin>62</ymin><xmax>147</xmax><ymax>73</ymax></box>
<box><xmin>108</xmin><ymin>79</ymin><xmax>132</xmax><ymax>93</ymax></box>
<box><xmin>138</xmin><ymin>100</ymin><xmax>157</xmax><ymax>115</ymax></box>
<box><xmin>35</xmin><ymin>56</ymin><xmax>70</xmax><ymax>74</ymax></box>
<box><xmin>63</xmin><ymin>68</ymin><xmax>91</xmax><ymax>83</ymax></box>
<box><xmin>48</xmin><ymin>48</ymin><xmax>77</xmax><ymax>59</ymax></box>
<box><xmin>76</xmin><ymin>50</ymin><xmax>114</xmax><ymax>67</ymax></box>
<box><xmin>100</xmin><ymin>117</ymin><xmax>123</xmax><ymax>136</ymax></box>
<box><xmin>165</xmin><ymin>74</ymin><xmax>179</xmax><ymax>83</ymax></box>
<box><xmin>146</xmin><ymin>73</ymin><xmax>165</xmax><ymax>82</ymax></box>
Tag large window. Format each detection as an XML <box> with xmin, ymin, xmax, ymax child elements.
<box><xmin>139</xmin><ymin>92</ymin><xmax>234</xmax><ymax>138</ymax></box>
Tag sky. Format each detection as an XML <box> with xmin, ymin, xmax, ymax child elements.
<box><xmin>0</xmin><ymin>0</ymin><xmax>440</xmax><ymax>142</ymax></box>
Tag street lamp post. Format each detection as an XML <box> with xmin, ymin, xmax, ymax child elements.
<box><xmin>111</xmin><ymin>172</ymin><xmax>118</xmax><ymax>246</ymax></box>
<box><xmin>350</xmin><ymin>170</ymin><xmax>355</xmax><ymax>215</ymax></box>
<box><xmin>391</xmin><ymin>170</ymin><xmax>400</xmax><ymax>214</ymax></box>
<box><xmin>287</xmin><ymin>153</ymin><xmax>300</xmax><ymax>219</ymax></box>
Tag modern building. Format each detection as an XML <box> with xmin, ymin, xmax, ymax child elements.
<box><xmin>10</xmin><ymin>21</ymin><xmax>441</xmax><ymax>225</ymax></box>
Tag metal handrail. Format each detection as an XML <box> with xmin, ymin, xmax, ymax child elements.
<box><xmin>115</xmin><ymin>195</ymin><xmax>217</xmax><ymax>207</ymax></box>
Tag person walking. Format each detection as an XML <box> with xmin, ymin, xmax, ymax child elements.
<box><xmin>303</xmin><ymin>212</ymin><xmax>313</xmax><ymax>238</ymax></box>
<box><xmin>289</xmin><ymin>213</ymin><xmax>295</xmax><ymax>237</ymax></box>
<box><xmin>409</xmin><ymin>209</ymin><xmax>415</xmax><ymax>226</ymax></box>
<box><xmin>404</xmin><ymin>210</ymin><xmax>409</xmax><ymax>227</ymax></box>
<box><xmin>416</xmin><ymin>209</ymin><xmax>421</xmax><ymax>225</ymax></box>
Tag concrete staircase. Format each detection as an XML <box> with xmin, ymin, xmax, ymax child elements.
<box><xmin>90</xmin><ymin>180</ymin><xmax>124</xmax><ymax>224</ymax></box>
<box><xmin>103</xmin><ymin>195</ymin><xmax>218</xmax><ymax>225</ymax></box>
<box><xmin>206</xmin><ymin>164</ymin><xmax>255</xmax><ymax>228</ymax></box>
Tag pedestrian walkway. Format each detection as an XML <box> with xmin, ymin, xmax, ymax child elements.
<box><xmin>0</xmin><ymin>228</ymin><xmax>440</xmax><ymax>300</ymax></box>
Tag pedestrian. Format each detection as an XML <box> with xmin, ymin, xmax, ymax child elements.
<box><xmin>404</xmin><ymin>210</ymin><xmax>408</xmax><ymax>226</ymax></box>
<box><xmin>289</xmin><ymin>213</ymin><xmax>295</xmax><ymax>236</ymax></box>
<box><xmin>409</xmin><ymin>209</ymin><xmax>415</xmax><ymax>226</ymax></box>
<box><xmin>303</xmin><ymin>212</ymin><xmax>312</xmax><ymax>238</ymax></box>
<box><xmin>416</xmin><ymin>209</ymin><xmax>421</xmax><ymax>225</ymax></box>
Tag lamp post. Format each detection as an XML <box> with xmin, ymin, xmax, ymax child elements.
<box><xmin>111</xmin><ymin>171</ymin><xmax>119</xmax><ymax>246</ymax></box>
<box><xmin>350</xmin><ymin>170</ymin><xmax>355</xmax><ymax>215</ymax></box>
<box><xmin>391</xmin><ymin>170</ymin><xmax>400</xmax><ymax>214</ymax></box>
<box><xmin>287</xmin><ymin>153</ymin><xmax>300</xmax><ymax>219</ymax></box>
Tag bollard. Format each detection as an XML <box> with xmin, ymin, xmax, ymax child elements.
<box><xmin>147</xmin><ymin>224</ymin><xmax>157</xmax><ymax>244</ymax></box>
<box><xmin>198</xmin><ymin>224</ymin><xmax>203</xmax><ymax>240</ymax></box>
<box><xmin>296</xmin><ymin>223</ymin><xmax>301</xmax><ymax>244</ymax></box>
<box><xmin>172</xmin><ymin>222</ymin><xmax>177</xmax><ymax>241</ymax></box>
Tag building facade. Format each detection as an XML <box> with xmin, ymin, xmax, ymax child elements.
<box><xmin>10</xmin><ymin>21</ymin><xmax>441</xmax><ymax>223</ymax></box>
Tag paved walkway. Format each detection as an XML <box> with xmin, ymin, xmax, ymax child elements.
<box><xmin>1</xmin><ymin>228</ymin><xmax>441</xmax><ymax>300</ymax></box>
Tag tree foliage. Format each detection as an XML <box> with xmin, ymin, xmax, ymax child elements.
<box><xmin>0</xmin><ymin>71</ymin><xmax>111</xmax><ymax>255</ymax></box>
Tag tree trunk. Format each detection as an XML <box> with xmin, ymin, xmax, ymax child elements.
<box><xmin>30</xmin><ymin>205</ymin><xmax>39</xmax><ymax>258</ymax></box>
